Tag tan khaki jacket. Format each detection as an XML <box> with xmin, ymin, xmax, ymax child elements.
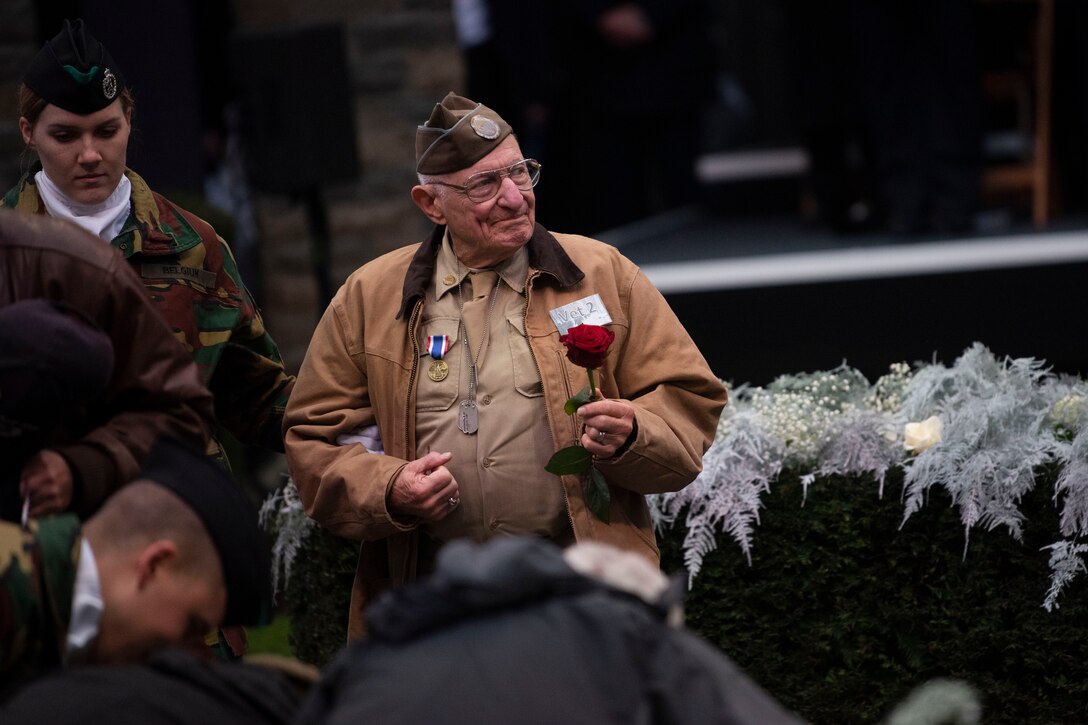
<box><xmin>284</xmin><ymin>224</ymin><xmax>726</xmax><ymax>638</ymax></box>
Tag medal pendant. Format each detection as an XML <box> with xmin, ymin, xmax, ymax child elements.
<box><xmin>458</xmin><ymin>399</ymin><xmax>479</xmax><ymax>434</ymax></box>
<box><xmin>428</xmin><ymin>360</ymin><xmax>449</xmax><ymax>382</ymax></box>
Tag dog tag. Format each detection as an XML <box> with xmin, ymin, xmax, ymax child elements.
<box><xmin>458</xmin><ymin>400</ymin><xmax>479</xmax><ymax>434</ymax></box>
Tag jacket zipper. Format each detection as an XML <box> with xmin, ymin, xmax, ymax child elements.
<box><xmin>524</xmin><ymin>270</ymin><xmax>578</xmax><ymax>536</ymax></box>
<box><xmin>404</xmin><ymin>299</ymin><xmax>423</xmax><ymax>458</ymax></box>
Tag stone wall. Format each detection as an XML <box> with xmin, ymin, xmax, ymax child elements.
<box><xmin>0</xmin><ymin>0</ymin><xmax>36</xmax><ymax>189</ymax></box>
<box><xmin>234</xmin><ymin>0</ymin><xmax>464</xmax><ymax>373</ymax></box>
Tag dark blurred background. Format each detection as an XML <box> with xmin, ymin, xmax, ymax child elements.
<box><xmin>2</xmin><ymin>0</ymin><xmax>1085</xmax><ymax>387</ymax></box>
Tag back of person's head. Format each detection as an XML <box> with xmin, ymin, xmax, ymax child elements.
<box><xmin>87</xmin><ymin>438</ymin><xmax>273</xmax><ymax>628</ymax></box>
<box><xmin>84</xmin><ymin>480</ymin><xmax>219</xmax><ymax>579</ymax></box>
<box><xmin>297</xmin><ymin>537</ymin><xmax>804</xmax><ymax>725</ymax></box>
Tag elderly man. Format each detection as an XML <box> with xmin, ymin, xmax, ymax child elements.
<box><xmin>0</xmin><ymin>438</ymin><xmax>272</xmax><ymax>694</ymax></box>
<box><xmin>284</xmin><ymin>92</ymin><xmax>726</xmax><ymax>638</ymax></box>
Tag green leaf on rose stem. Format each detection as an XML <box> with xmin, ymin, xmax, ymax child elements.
<box><xmin>545</xmin><ymin>445</ymin><xmax>592</xmax><ymax>475</ymax></box>
<box><xmin>586</xmin><ymin>467</ymin><xmax>611</xmax><ymax>523</ymax></box>
<box><xmin>564</xmin><ymin>386</ymin><xmax>592</xmax><ymax>416</ymax></box>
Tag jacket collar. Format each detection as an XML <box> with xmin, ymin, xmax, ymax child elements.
<box><xmin>7</xmin><ymin>168</ymin><xmax>203</xmax><ymax>257</ymax></box>
<box><xmin>114</xmin><ymin>170</ymin><xmax>203</xmax><ymax>256</ymax></box>
<box><xmin>397</xmin><ymin>223</ymin><xmax>584</xmax><ymax>319</ymax></box>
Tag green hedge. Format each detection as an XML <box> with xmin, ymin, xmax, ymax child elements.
<box><xmin>285</xmin><ymin>469</ymin><xmax>1087</xmax><ymax>723</ymax></box>
<box><xmin>659</xmin><ymin>468</ymin><xmax>1088</xmax><ymax>725</ymax></box>
<box><xmin>283</xmin><ymin>526</ymin><xmax>355</xmax><ymax>667</ymax></box>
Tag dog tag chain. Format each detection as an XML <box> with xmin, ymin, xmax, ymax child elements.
<box><xmin>455</xmin><ymin>273</ymin><xmax>500</xmax><ymax>435</ymax></box>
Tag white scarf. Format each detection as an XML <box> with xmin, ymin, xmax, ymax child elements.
<box><xmin>35</xmin><ymin>169</ymin><xmax>132</xmax><ymax>242</ymax></box>
<box><xmin>65</xmin><ymin>537</ymin><xmax>104</xmax><ymax>664</ymax></box>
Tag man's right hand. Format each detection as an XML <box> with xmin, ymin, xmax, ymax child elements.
<box><xmin>20</xmin><ymin>449</ymin><xmax>75</xmax><ymax>518</ymax></box>
<box><xmin>387</xmin><ymin>451</ymin><xmax>460</xmax><ymax>521</ymax></box>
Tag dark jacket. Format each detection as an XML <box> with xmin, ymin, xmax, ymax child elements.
<box><xmin>0</xmin><ymin>649</ymin><xmax>302</xmax><ymax>722</ymax></box>
<box><xmin>0</xmin><ymin>210</ymin><xmax>214</xmax><ymax>516</ymax></box>
<box><xmin>293</xmin><ymin>537</ymin><xmax>804</xmax><ymax>725</ymax></box>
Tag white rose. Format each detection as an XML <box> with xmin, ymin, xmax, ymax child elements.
<box><xmin>1050</xmin><ymin>394</ymin><xmax>1085</xmax><ymax>429</ymax></box>
<box><xmin>903</xmin><ymin>415</ymin><xmax>942</xmax><ymax>453</ymax></box>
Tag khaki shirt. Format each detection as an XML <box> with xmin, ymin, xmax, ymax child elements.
<box><xmin>414</xmin><ymin>234</ymin><xmax>572</xmax><ymax>546</ymax></box>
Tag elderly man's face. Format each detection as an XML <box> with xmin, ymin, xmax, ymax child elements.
<box><xmin>413</xmin><ymin>136</ymin><xmax>536</xmax><ymax>268</ymax></box>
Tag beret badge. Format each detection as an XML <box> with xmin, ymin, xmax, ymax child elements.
<box><xmin>102</xmin><ymin>68</ymin><xmax>118</xmax><ymax>100</ymax></box>
<box><xmin>470</xmin><ymin>114</ymin><xmax>500</xmax><ymax>140</ymax></box>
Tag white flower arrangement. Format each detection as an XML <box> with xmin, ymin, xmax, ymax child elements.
<box><xmin>649</xmin><ymin>342</ymin><xmax>1088</xmax><ymax>611</ymax></box>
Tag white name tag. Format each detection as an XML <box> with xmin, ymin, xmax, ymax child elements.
<box><xmin>549</xmin><ymin>294</ymin><xmax>612</xmax><ymax>335</ymax></box>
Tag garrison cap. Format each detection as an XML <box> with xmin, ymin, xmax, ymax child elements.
<box><xmin>415</xmin><ymin>92</ymin><xmax>513</xmax><ymax>174</ymax></box>
<box><xmin>139</xmin><ymin>438</ymin><xmax>274</xmax><ymax>628</ymax></box>
<box><xmin>0</xmin><ymin>299</ymin><xmax>113</xmax><ymax>436</ymax></box>
<box><xmin>23</xmin><ymin>19</ymin><xmax>127</xmax><ymax>115</ymax></box>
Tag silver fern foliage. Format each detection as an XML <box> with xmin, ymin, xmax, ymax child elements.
<box><xmin>651</xmin><ymin>406</ymin><xmax>782</xmax><ymax>581</ymax></box>
<box><xmin>899</xmin><ymin>344</ymin><xmax>1062</xmax><ymax>548</ymax></box>
<box><xmin>256</xmin><ymin>346</ymin><xmax>1088</xmax><ymax>608</ymax></box>
<box><xmin>650</xmin><ymin>343</ymin><xmax>1088</xmax><ymax>609</ymax></box>
<box><xmin>1042</xmin><ymin>540</ymin><xmax>1088</xmax><ymax>611</ymax></box>
<box><xmin>258</xmin><ymin>480</ymin><xmax>316</xmax><ymax>599</ymax></box>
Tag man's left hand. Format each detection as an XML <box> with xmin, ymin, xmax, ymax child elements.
<box><xmin>578</xmin><ymin>400</ymin><xmax>636</xmax><ymax>459</ymax></box>
<box><xmin>20</xmin><ymin>449</ymin><xmax>75</xmax><ymax>517</ymax></box>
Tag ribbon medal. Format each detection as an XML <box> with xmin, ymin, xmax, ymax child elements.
<box><xmin>427</xmin><ymin>335</ymin><xmax>450</xmax><ymax>382</ymax></box>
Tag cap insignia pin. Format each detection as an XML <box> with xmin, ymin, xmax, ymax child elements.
<box><xmin>470</xmin><ymin>115</ymin><xmax>500</xmax><ymax>140</ymax></box>
<box><xmin>102</xmin><ymin>68</ymin><xmax>118</xmax><ymax>100</ymax></box>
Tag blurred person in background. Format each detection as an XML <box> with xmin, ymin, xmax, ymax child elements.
<box><xmin>293</xmin><ymin>537</ymin><xmax>804</xmax><ymax>725</ymax></box>
<box><xmin>544</xmin><ymin>0</ymin><xmax>716</xmax><ymax>234</ymax></box>
<box><xmin>850</xmin><ymin>0</ymin><xmax>982</xmax><ymax>234</ymax></box>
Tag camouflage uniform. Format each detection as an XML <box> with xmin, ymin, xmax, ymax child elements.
<box><xmin>3</xmin><ymin>169</ymin><xmax>294</xmax><ymax>459</ymax></box>
<box><xmin>0</xmin><ymin>515</ymin><xmax>81</xmax><ymax>690</ymax></box>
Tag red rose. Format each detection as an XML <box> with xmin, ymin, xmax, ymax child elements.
<box><xmin>559</xmin><ymin>324</ymin><xmax>615</xmax><ymax>369</ymax></box>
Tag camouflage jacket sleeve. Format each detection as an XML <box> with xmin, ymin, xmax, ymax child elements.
<box><xmin>0</xmin><ymin>516</ymin><xmax>81</xmax><ymax>688</ymax></box>
<box><xmin>203</xmin><ymin>234</ymin><xmax>295</xmax><ymax>452</ymax></box>
<box><xmin>139</xmin><ymin>189</ymin><xmax>294</xmax><ymax>453</ymax></box>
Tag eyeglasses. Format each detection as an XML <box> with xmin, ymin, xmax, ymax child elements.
<box><xmin>428</xmin><ymin>159</ymin><xmax>541</xmax><ymax>203</ymax></box>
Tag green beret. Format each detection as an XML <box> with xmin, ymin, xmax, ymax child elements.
<box><xmin>139</xmin><ymin>439</ymin><xmax>273</xmax><ymax>628</ymax></box>
<box><xmin>415</xmin><ymin>92</ymin><xmax>512</xmax><ymax>175</ymax></box>
<box><xmin>23</xmin><ymin>19</ymin><xmax>127</xmax><ymax>115</ymax></box>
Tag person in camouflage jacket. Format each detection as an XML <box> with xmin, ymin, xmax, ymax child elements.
<box><xmin>1</xmin><ymin>439</ymin><xmax>274</xmax><ymax>699</ymax></box>
<box><xmin>3</xmin><ymin>20</ymin><xmax>294</xmax><ymax>466</ymax></box>
<box><xmin>0</xmin><ymin>514</ymin><xmax>82</xmax><ymax>692</ymax></box>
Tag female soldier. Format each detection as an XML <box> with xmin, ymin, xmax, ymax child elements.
<box><xmin>3</xmin><ymin>20</ymin><xmax>294</xmax><ymax>498</ymax></box>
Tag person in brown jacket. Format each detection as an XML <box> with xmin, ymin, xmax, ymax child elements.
<box><xmin>0</xmin><ymin>208</ymin><xmax>214</xmax><ymax>520</ymax></box>
<box><xmin>283</xmin><ymin>92</ymin><xmax>727</xmax><ymax>638</ymax></box>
